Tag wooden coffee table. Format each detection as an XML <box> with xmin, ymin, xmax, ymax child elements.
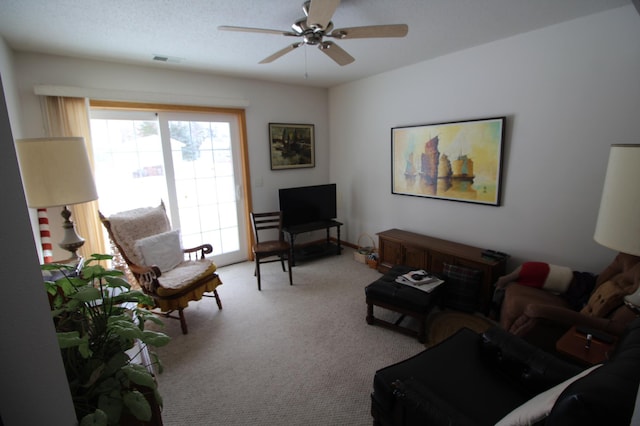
<box><xmin>556</xmin><ymin>326</ymin><xmax>616</xmax><ymax>366</ymax></box>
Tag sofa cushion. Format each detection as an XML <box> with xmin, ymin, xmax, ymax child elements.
<box><xmin>495</xmin><ymin>364</ymin><xmax>600</xmax><ymax>426</ymax></box>
<box><xmin>579</xmin><ymin>279</ymin><xmax>626</xmax><ymax>318</ymax></box>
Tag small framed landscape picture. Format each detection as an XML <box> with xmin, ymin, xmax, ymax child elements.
<box><xmin>269</xmin><ymin>123</ymin><xmax>315</xmax><ymax>170</ymax></box>
<box><xmin>391</xmin><ymin>116</ymin><xmax>506</xmax><ymax>206</ymax></box>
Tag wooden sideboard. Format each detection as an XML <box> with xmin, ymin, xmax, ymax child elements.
<box><xmin>377</xmin><ymin>229</ymin><xmax>508</xmax><ymax>313</ymax></box>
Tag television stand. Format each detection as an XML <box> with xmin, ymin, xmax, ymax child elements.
<box><xmin>283</xmin><ymin>220</ymin><xmax>343</xmax><ymax>266</ymax></box>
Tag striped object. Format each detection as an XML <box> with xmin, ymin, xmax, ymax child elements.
<box><xmin>37</xmin><ymin>208</ymin><xmax>53</xmax><ymax>263</ymax></box>
<box><xmin>518</xmin><ymin>261</ymin><xmax>573</xmax><ymax>294</ymax></box>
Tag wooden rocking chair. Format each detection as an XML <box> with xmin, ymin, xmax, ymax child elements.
<box><xmin>100</xmin><ymin>201</ymin><xmax>222</xmax><ymax>334</ymax></box>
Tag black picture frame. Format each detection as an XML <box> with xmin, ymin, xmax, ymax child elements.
<box><xmin>391</xmin><ymin>116</ymin><xmax>506</xmax><ymax>206</ymax></box>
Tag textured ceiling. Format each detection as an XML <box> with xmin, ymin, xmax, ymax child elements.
<box><xmin>0</xmin><ymin>0</ymin><xmax>631</xmax><ymax>88</ymax></box>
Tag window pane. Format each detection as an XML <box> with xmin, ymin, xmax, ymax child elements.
<box><xmin>90</xmin><ymin>118</ymin><xmax>168</xmax><ymax>214</ymax></box>
<box><xmin>169</xmin><ymin>120</ymin><xmax>239</xmax><ymax>252</ymax></box>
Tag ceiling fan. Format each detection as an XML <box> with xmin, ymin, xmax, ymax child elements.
<box><xmin>218</xmin><ymin>0</ymin><xmax>408</xmax><ymax>66</ymax></box>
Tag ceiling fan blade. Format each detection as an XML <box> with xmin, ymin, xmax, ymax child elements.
<box><xmin>259</xmin><ymin>42</ymin><xmax>304</xmax><ymax>64</ymax></box>
<box><xmin>307</xmin><ymin>0</ymin><xmax>341</xmax><ymax>30</ymax></box>
<box><xmin>318</xmin><ymin>41</ymin><xmax>354</xmax><ymax>66</ymax></box>
<box><xmin>218</xmin><ymin>25</ymin><xmax>298</xmax><ymax>37</ymax></box>
<box><xmin>329</xmin><ymin>24</ymin><xmax>408</xmax><ymax>39</ymax></box>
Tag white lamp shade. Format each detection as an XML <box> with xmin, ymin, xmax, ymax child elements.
<box><xmin>15</xmin><ymin>137</ymin><xmax>98</xmax><ymax>208</ymax></box>
<box><xmin>594</xmin><ymin>144</ymin><xmax>640</xmax><ymax>256</ymax></box>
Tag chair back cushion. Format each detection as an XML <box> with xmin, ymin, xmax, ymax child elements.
<box><xmin>108</xmin><ymin>204</ymin><xmax>171</xmax><ymax>266</ymax></box>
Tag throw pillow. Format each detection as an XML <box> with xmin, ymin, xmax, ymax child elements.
<box><xmin>135</xmin><ymin>229</ymin><xmax>183</xmax><ymax>273</ymax></box>
<box><xmin>495</xmin><ymin>364</ymin><xmax>601</xmax><ymax>426</ymax></box>
<box><xmin>517</xmin><ymin>262</ymin><xmax>573</xmax><ymax>294</ymax></box>
<box><xmin>580</xmin><ymin>280</ymin><xmax>626</xmax><ymax>318</ymax></box>
<box><xmin>441</xmin><ymin>263</ymin><xmax>482</xmax><ymax>312</ymax></box>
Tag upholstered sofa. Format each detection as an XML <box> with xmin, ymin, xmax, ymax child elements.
<box><xmin>495</xmin><ymin>253</ymin><xmax>640</xmax><ymax>352</ymax></box>
<box><xmin>371</xmin><ymin>318</ymin><xmax>640</xmax><ymax>425</ymax></box>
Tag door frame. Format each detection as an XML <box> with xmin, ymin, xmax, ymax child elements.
<box><xmin>90</xmin><ymin>100</ymin><xmax>254</xmax><ymax>261</ymax></box>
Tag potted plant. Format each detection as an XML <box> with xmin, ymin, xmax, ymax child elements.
<box><xmin>43</xmin><ymin>254</ymin><xmax>170</xmax><ymax>426</ymax></box>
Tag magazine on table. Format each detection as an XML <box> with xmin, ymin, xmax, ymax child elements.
<box><xmin>395</xmin><ymin>269</ymin><xmax>444</xmax><ymax>293</ymax></box>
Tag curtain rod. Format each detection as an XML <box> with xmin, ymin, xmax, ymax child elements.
<box><xmin>33</xmin><ymin>85</ymin><xmax>250</xmax><ymax>108</ymax></box>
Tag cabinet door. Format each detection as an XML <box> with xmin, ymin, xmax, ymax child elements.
<box><xmin>379</xmin><ymin>238</ymin><xmax>403</xmax><ymax>268</ymax></box>
<box><xmin>404</xmin><ymin>245</ymin><xmax>427</xmax><ymax>269</ymax></box>
<box><xmin>429</xmin><ymin>251</ymin><xmax>454</xmax><ymax>274</ymax></box>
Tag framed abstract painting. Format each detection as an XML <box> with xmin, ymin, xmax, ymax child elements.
<box><xmin>391</xmin><ymin>116</ymin><xmax>506</xmax><ymax>206</ymax></box>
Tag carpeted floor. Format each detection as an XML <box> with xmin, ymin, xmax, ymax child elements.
<box><xmin>150</xmin><ymin>248</ymin><xmax>427</xmax><ymax>425</ymax></box>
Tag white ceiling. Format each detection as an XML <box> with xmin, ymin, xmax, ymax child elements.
<box><xmin>0</xmin><ymin>0</ymin><xmax>631</xmax><ymax>88</ymax></box>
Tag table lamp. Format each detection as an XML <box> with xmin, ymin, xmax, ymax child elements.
<box><xmin>593</xmin><ymin>144</ymin><xmax>640</xmax><ymax>309</ymax></box>
<box><xmin>15</xmin><ymin>137</ymin><xmax>98</xmax><ymax>259</ymax></box>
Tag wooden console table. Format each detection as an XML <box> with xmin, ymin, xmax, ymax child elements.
<box><xmin>376</xmin><ymin>229</ymin><xmax>508</xmax><ymax>313</ymax></box>
<box><xmin>283</xmin><ymin>220</ymin><xmax>343</xmax><ymax>266</ymax></box>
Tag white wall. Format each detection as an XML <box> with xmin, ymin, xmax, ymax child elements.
<box><xmin>13</xmin><ymin>53</ymin><xmax>331</xmax><ymax>258</ymax></box>
<box><xmin>0</xmin><ymin>38</ymin><xmax>76</xmax><ymax>425</ymax></box>
<box><xmin>329</xmin><ymin>6</ymin><xmax>640</xmax><ymax>273</ymax></box>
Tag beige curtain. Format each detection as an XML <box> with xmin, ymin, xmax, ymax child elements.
<box><xmin>42</xmin><ymin>96</ymin><xmax>107</xmax><ymax>259</ymax></box>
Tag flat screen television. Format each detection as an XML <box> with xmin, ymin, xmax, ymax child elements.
<box><xmin>278</xmin><ymin>183</ymin><xmax>337</xmax><ymax>228</ymax></box>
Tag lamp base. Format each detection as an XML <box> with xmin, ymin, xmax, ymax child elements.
<box><xmin>59</xmin><ymin>206</ymin><xmax>85</xmax><ymax>259</ymax></box>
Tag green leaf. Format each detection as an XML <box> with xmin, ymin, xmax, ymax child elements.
<box><xmin>88</xmin><ymin>253</ymin><xmax>114</xmax><ymax>262</ymax></box>
<box><xmin>66</xmin><ymin>276</ymin><xmax>89</xmax><ymax>289</ymax></box>
<box><xmin>82</xmin><ymin>264</ymin><xmax>107</xmax><ymax>280</ymax></box>
<box><xmin>93</xmin><ymin>376</ymin><xmax>119</xmax><ymax>395</ymax></box>
<box><xmin>112</xmin><ymin>290</ymin><xmax>152</xmax><ymax>306</ymax></box>
<box><xmin>105</xmin><ymin>276</ymin><xmax>129</xmax><ymax>290</ymax></box>
<box><xmin>44</xmin><ymin>281</ymin><xmax>58</xmax><ymax>295</ymax></box>
<box><xmin>79</xmin><ymin>408</ymin><xmax>109</xmax><ymax>426</ymax></box>
<box><xmin>153</xmin><ymin>387</ymin><xmax>163</xmax><ymax>408</ymax></box>
<box><xmin>122</xmin><ymin>364</ymin><xmax>157</xmax><ymax>389</ymax></box>
<box><xmin>78</xmin><ymin>338</ymin><xmax>92</xmax><ymax>358</ymax></box>
<box><xmin>72</xmin><ymin>286</ymin><xmax>102</xmax><ymax>303</ymax></box>
<box><xmin>84</xmin><ymin>362</ymin><xmax>107</xmax><ymax>387</ymax></box>
<box><xmin>150</xmin><ymin>352</ymin><xmax>164</xmax><ymax>374</ymax></box>
<box><xmin>104</xmin><ymin>352</ymin><xmax>130</xmax><ymax>376</ymax></box>
<box><xmin>122</xmin><ymin>389</ymin><xmax>152</xmax><ymax>421</ymax></box>
<box><xmin>57</xmin><ymin>331</ymin><xmax>83</xmax><ymax>349</ymax></box>
<box><xmin>141</xmin><ymin>330</ymin><xmax>171</xmax><ymax>347</ymax></box>
<box><xmin>97</xmin><ymin>391</ymin><xmax>123</xmax><ymax>424</ymax></box>
<box><xmin>137</xmin><ymin>311</ymin><xmax>164</xmax><ymax>327</ymax></box>
<box><xmin>41</xmin><ymin>263</ymin><xmax>75</xmax><ymax>272</ymax></box>
<box><xmin>109</xmin><ymin>321</ymin><xmax>144</xmax><ymax>341</ymax></box>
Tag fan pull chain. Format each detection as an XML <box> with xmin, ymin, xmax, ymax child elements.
<box><xmin>304</xmin><ymin>46</ymin><xmax>309</xmax><ymax>79</ymax></box>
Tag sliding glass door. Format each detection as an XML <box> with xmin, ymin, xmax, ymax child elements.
<box><xmin>90</xmin><ymin>108</ymin><xmax>247</xmax><ymax>266</ymax></box>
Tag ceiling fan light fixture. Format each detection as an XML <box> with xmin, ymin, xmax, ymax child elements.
<box><xmin>219</xmin><ymin>0</ymin><xmax>407</xmax><ymax>66</ymax></box>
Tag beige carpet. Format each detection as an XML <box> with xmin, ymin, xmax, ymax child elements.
<box><xmin>150</xmin><ymin>248</ymin><xmax>425</xmax><ymax>425</ymax></box>
<box><xmin>426</xmin><ymin>310</ymin><xmax>495</xmax><ymax>347</ymax></box>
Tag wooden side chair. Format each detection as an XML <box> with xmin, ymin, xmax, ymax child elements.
<box><xmin>250</xmin><ymin>211</ymin><xmax>293</xmax><ymax>290</ymax></box>
<box><xmin>99</xmin><ymin>201</ymin><xmax>222</xmax><ymax>334</ymax></box>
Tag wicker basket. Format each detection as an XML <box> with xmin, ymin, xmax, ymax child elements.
<box><xmin>354</xmin><ymin>233</ymin><xmax>376</xmax><ymax>264</ymax></box>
